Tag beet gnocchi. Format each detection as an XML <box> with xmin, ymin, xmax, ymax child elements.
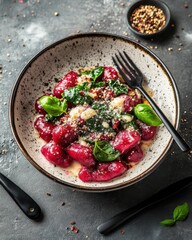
<box><xmin>34</xmin><ymin>66</ymin><xmax>162</xmax><ymax>182</ymax></box>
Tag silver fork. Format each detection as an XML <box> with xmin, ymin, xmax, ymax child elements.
<box><xmin>112</xmin><ymin>51</ymin><xmax>190</xmax><ymax>152</ymax></box>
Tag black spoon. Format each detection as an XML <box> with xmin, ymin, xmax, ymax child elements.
<box><xmin>97</xmin><ymin>176</ymin><xmax>192</xmax><ymax>234</ymax></box>
<box><xmin>0</xmin><ymin>172</ymin><xmax>41</xmax><ymax>220</ymax></box>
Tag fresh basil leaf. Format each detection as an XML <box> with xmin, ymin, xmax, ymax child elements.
<box><xmin>134</xmin><ymin>104</ymin><xmax>162</xmax><ymax>126</ymax></box>
<box><xmin>108</xmin><ymin>80</ymin><xmax>128</xmax><ymax>96</ymax></box>
<box><xmin>39</xmin><ymin>96</ymin><xmax>68</xmax><ymax>116</ymax></box>
<box><xmin>81</xmin><ymin>66</ymin><xmax>104</xmax><ymax>81</ymax></box>
<box><xmin>160</xmin><ymin>219</ymin><xmax>175</xmax><ymax>226</ymax></box>
<box><xmin>93</xmin><ymin>140</ymin><xmax>120</xmax><ymax>162</ymax></box>
<box><xmin>173</xmin><ymin>202</ymin><xmax>189</xmax><ymax>221</ymax></box>
<box><xmin>64</xmin><ymin>83</ymin><xmax>93</xmax><ymax>105</ymax></box>
<box><xmin>160</xmin><ymin>202</ymin><xmax>190</xmax><ymax>227</ymax></box>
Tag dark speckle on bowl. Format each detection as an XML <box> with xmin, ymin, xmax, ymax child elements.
<box><xmin>127</xmin><ymin>0</ymin><xmax>171</xmax><ymax>38</ymax></box>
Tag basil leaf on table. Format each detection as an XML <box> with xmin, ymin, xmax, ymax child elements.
<box><xmin>160</xmin><ymin>219</ymin><xmax>175</xmax><ymax>226</ymax></box>
<box><xmin>134</xmin><ymin>103</ymin><xmax>162</xmax><ymax>126</ymax></box>
<box><xmin>173</xmin><ymin>202</ymin><xmax>189</xmax><ymax>221</ymax></box>
<box><xmin>64</xmin><ymin>82</ymin><xmax>93</xmax><ymax>105</ymax></box>
<box><xmin>93</xmin><ymin>140</ymin><xmax>120</xmax><ymax>162</ymax></box>
<box><xmin>81</xmin><ymin>66</ymin><xmax>104</xmax><ymax>81</ymax></box>
<box><xmin>39</xmin><ymin>96</ymin><xmax>68</xmax><ymax>116</ymax></box>
<box><xmin>108</xmin><ymin>80</ymin><xmax>128</xmax><ymax>96</ymax></box>
<box><xmin>160</xmin><ymin>202</ymin><xmax>190</xmax><ymax>227</ymax></box>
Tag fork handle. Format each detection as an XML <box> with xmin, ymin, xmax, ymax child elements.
<box><xmin>137</xmin><ymin>86</ymin><xmax>190</xmax><ymax>152</ymax></box>
<box><xmin>0</xmin><ymin>172</ymin><xmax>41</xmax><ymax>220</ymax></box>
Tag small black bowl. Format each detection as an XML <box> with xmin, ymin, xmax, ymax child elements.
<box><xmin>127</xmin><ymin>0</ymin><xmax>171</xmax><ymax>38</ymax></box>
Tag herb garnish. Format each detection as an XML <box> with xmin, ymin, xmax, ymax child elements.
<box><xmin>160</xmin><ymin>202</ymin><xmax>190</xmax><ymax>226</ymax></box>
<box><xmin>134</xmin><ymin>103</ymin><xmax>162</xmax><ymax>126</ymax></box>
<box><xmin>81</xmin><ymin>66</ymin><xmax>104</xmax><ymax>81</ymax></box>
<box><xmin>108</xmin><ymin>80</ymin><xmax>128</xmax><ymax>96</ymax></box>
<box><xmin>63</xmin><ymin>82</ymin><xmax>93</xmax><ymax>105</ymax></box>
<box><xmin>93</xmin><ymin>140</ymin><xmax>120</xmax><ymax>162</ymax></box>
<box><xmin>39</xmin><ymin>96</ymin><xmax>68</xmax><ymax>117</ymax></box>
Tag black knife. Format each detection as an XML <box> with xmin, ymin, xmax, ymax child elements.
<box><xmin>97</xmin><ymin>176</ymin><xmax>192</xmax><ymax>234</ymax></box>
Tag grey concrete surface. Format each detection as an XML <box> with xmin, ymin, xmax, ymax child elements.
<box><xmin>0</xmin><ymin>0</ymin><xmax>192</xmax><ymax>239</ymax></box>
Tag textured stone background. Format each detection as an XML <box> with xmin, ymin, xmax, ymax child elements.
<box><xmin>0</xmin><ymin>0</ymin><xmax>192</xmax><ymax>239</ymax></box>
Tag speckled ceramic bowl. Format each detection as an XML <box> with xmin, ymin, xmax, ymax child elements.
<box><xmin>9</xmin><ymin>33</ymin><xmax>180</xmax><ymax>192</ymax></box>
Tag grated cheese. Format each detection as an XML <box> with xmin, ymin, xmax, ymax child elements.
<box><xmin>109</xmin><ymin>97</ymin><xmax>124</xmax><ymax>112</ymax></box>
<box><xmin>121</xmin><ymin>115</ymin><xmax>133</xmax><ymax>122</ymax></box>
<box><xmin>102</xmin><ymin>121</ymin><xmax>110</xmax><ymax>128</ymax></box>
<box><xmin>81</xmin><ymin>108</ymin><xmax>97</xmax><ymax>120</ymax></box>
<box><xmin>69</xmin><ymin>106</ymin><xmax>86</xmax><ymax>121</ymax></box>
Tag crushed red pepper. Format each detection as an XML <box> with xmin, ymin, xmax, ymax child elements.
<box><xmin>130</xmin><ymin>5</ymin><xmax>166</xmax><ymax>34</ymax></box>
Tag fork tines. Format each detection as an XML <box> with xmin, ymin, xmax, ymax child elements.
<box><xmin>112</xmin><ymin>51</ymin><xmax>142</xmax><ymax>81</ymax></box>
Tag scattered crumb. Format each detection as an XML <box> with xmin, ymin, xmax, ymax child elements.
<box><xmin>70</xmin><ymin>225</ymin><xmax>79</xmax><ymax>233</ymax></box>
<box><xmin>70</xmin><ymin>221</ymin><xmax>76</xmax><ymax>225</ymax></box>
